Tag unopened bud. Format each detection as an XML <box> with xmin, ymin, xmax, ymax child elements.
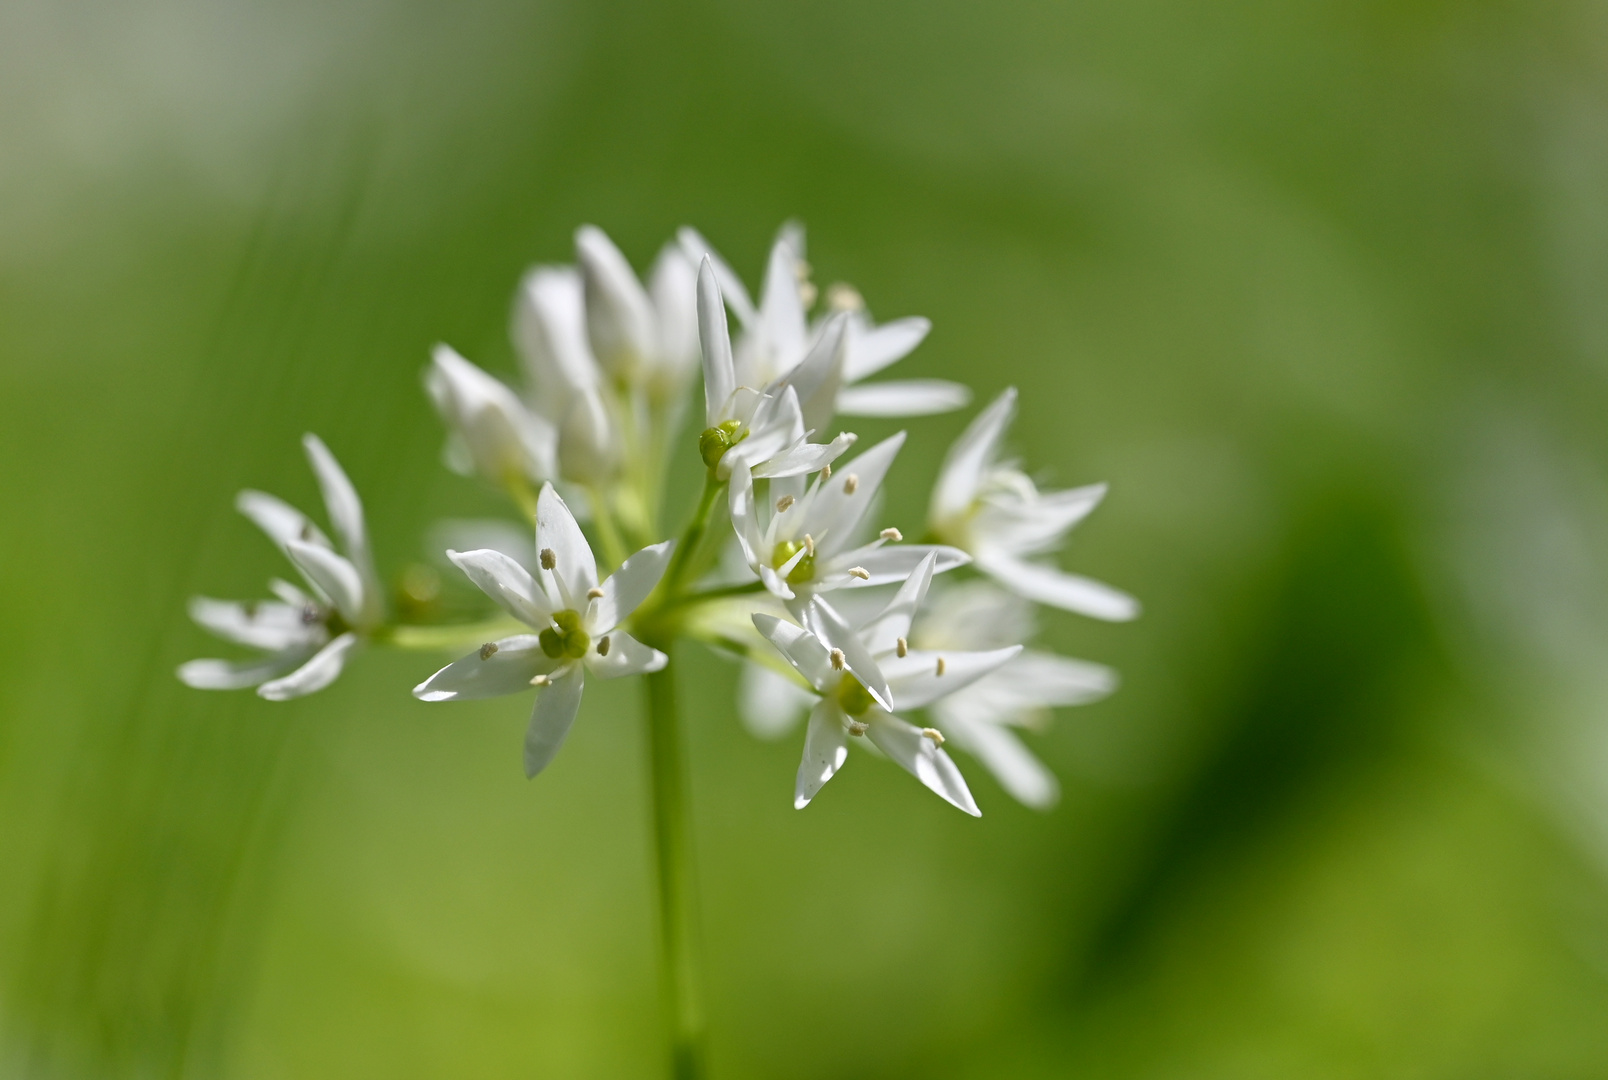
<box><xmin>597</xmin><ymin>635</ymin><xmax>611</xmax><ymax>656</ymax></box>
<box><xmin>880</xmin><ymin>527</ymin><xmax>902</xmax><ymax>542</ymax></box>
<box><xmin>896</xmin><ymin>637</ymin><xmax>908</xmax><ymax>658</ymax></box>
<box><xmin>539</xmin><ymin>548</ymin><xmax>556</xmax><ymax>570</ymax></box>
<box><xmin>587</xmin><ymin>587</ymin><xmax>604</xmax><ymax>599</ymax></box>
<box><xmin>479</xmin><ymin>642</ymin><xmax>499</xmax><ymax>660</ymax></box>
<box><xmin>935</xmin><ymin>657</ymin><xmax>947</xmax><ymax>676</ymax></box>
<box><xmin>843</xmin><ymin>473</ymin><xmax>859</xmax><ymax>495</ymax></box>
<box><xmin>530</xmin><ymin>674</ymin><xmax>552</xmax><ymax>687</ymax></box>
<box><xmin>921</xmin><ymin>727</ymin><xmax>945</xmax><ymax>746</ymax></box>
<box><xmin>847</xmin><ymin>566</ymin><xmax>870</xmax><ymax>580</ymax></box>
<box><xmin>829</xmin><ymin>648</ymin><xmax>845</xmax><ymax>671</ymax></box>
<box><xmin>775</xmin><ymin>495</ymin><xmax>795</xmax><ymax>513</ymax></box>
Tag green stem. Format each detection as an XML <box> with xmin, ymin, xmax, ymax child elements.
<box><xmin>378</xmin><ymin>616</ymin><xmax>527</xmax><ymax>652</ymax></box>
<box><xmin>642</xmin><ymin>650</ymin><xmax>706</xmax><ymax>1080</ymax></box>
<box><xmin>506</xmin><ymin>473</ymin><xmax>540</xmax><ymax>525</ymax></box>
<box><xmin>660</xmin><ymin>474</ymin><xmax>724</xmax><ymax>601</ymax></box>
<box><xmin>587</xmin><ymin>485</ymin><xmax>631</xmax><ymax>572</ymax></box>
<box><xmin>673</xmin><ymin>580</ymin><xmax>765</xmax><ymax>607</ymax></box>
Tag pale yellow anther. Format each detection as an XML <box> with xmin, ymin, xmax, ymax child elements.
<box><xmin>798</xmin><ymin>281</ymin><xmax>818</xmax><ymax>308</ymax></box>
<box><xmin>848</xmin><ymin>566</ymin><xmax>870</xmax><ymax>580</ymax></box>
<box><xmin>775</xmin><ymin>495</ymin><xmax>795</xmax><ymax>513</ymax></box>
<box><xmin>795</xmin><ymin>258</ymin><xmax>813</xmax><ymax>282</ymax></box>
<box><xmin>803</xmin><ymin>534</ymin><xmax>815</xmax><ymax>556</ymax></box>
<box><xmin>921</xmin><ymin>727</ymin><xmax>945</xmax><ymax>746</ymax></box>
<box><xmin>843</xmin><ymin>473</ymin><xmax>859</xmax><ymax>495</ymax></box>
<box><xmin>587</xmin><ymin>587</ymin><xmax>604</xmax><ymax>599</ymax></box>
<box><xmin>880</xmin><ymin>527</ymin><xmax>903</xmax><ymax>542</ymax></box>
<box><xmin>829</xmin><ymin>648</ymin><xmax>846</xmax><ymax>671</ymax></box>
<box><xmin>539</xmin><ymin>548</ymin><xmax>556</xmax><ymax>570</ymax></box>
<box><xmin>896</xmin><ymin>637</ymin><xmax>908</xmax><ymax>658</ymax></box>
<box><xmin>848</xmin><ymin>720</ymin><xmax>870</xmax><ymax>737</ymax></box>
<box><xmin>935</xmin><ymin>657</ymin><xmax>947</xmax><ymax>676</ymax></box>
<box><xmin>826</xmin><ymin>283</ymin><xmax>865</xmax><ymax>312</ymax></box>
<box><xmin>479</xmin><ymin>642</ymin><xmax>499</xmax><ymax>660</ymax></box>
<box><xmin>530</xmin><ymin>674</ymin><xmax>552</xmax><ymax>687</ymax></box>
<box><xmin>597</xmin><ymin>635</ymin><xmax>611</xmax><ymax>656</ymax></box>
<box><xmin>821</xmin><ymin>463</ymin><xmax>832</xmax><ymax>481</ymax></box>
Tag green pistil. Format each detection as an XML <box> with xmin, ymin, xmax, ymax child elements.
<box><xmin>771</xmin><ymin>540</ymin><xmax>815</xmax><ymax>586</ymax></box>
<box><xmin>539</xmin><ymin>609</ymin><xmax>591</xmax><ymax>659</ymax></box>
<box><xmin>698</xmin><ymin>419</ymin><xmax>746</xmax><ymax>470</ymax></box>
<box><xmin>836</xmin><ymin>674</ymin><xmax>876</xmax><ymax>717</ymax></box>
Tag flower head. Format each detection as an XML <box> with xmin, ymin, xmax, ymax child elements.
<box><xmin>929</xmin><ymin>388</ymin><xmax>1139</xmax><ymax>620</ymax></box>
<box><xmin>413</xmin><ymin>484</ymin><xmax>673</xmax><ymax>778</ymax></box>
<box><xmin>751</xmin><ymin>554</ymin><xmax>1020</xmax><ymax>815</ymax></box>
<box><xmin>178</xmin><ymin>435</ymin><xmax>382</xmax><ymax>700</ymax></box>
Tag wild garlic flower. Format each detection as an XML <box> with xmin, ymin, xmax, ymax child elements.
<box><xmin>695</xmin><ymin>258</ymin><xmax>855</xmax><ymax>480</ymax></box>
<box><xmin>680</xmin><ymin>223</ymin><xmax>968</xmax><ymax>424</ymax></box>
<box><xmin>426</xmin><ymin>344</ymin><xmax>557</xmax><ymax>487</ymax></box>
<box><xmin>727</xmin><ymin>431</ymin><xmax>968</xmax><ymax>611</ymax></box>
<box><xmin>911</xmin><ymin>580</ymin><xmax>1115</xmax><ymax>809</ymax></box>
<box><xmin>929</xmin><ymin>387</ymin><xmax>1139</xmax><ymax>621</ymax></box>
<box><xmin>751</xmin><ymin>554</ymin><xmax>1019</xmax><ymax>815</ymax></box>
<box><xmin>178</xmin><ymin>435</ymin><xmax>383</xmax><ymax>700</ymax></box>
<box><xmin>413</xmin><ymin>484</ymin><xmax>672</xmax><ymax>778</ymax></box>
<box><xmin>574</xmin><ymin>225</ymin><xmax>700</xmax><ymax>402</ymax></box>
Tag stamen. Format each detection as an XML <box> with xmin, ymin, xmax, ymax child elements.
<box><xmin>829</xmin><ymin>648</ymin><xmax>846</xmax><ymax>670</ymax></box>
<box><xmin>896</xmin><ymin>637</ymin><xmax>908</xmax><ymax>658</ymax></box>
<box><xmin>798</xmin><ymin>281</ymin><xmax>818</xmax><ymax>308</ymax></box>
<box><xmin>775</xmin><ymin>494</ymin><xmax>795</xmax><ymax>513</ymax></box>
<box><xmin>848</xmin><ymin>566</ymin><xmax>870</xmax><ymax>580</ymax></box>
<box><xmin>803</xmin><ymin>534</ymin><xmax>815</xmax><ymax>556</ymax></box>
<box><xmin>826</xmin><ymin>283</ymin><xmax>865</xmax><ymax>312</ymax></box>
<box><xmin>921</xmin><ymin>727</ymin><xmax>945</xmax><ymax>746</ymax></box>
<box><xmin>539</xmin><ymin>548</ymin><xmax>556</xmax><ymax>570</ymax></box>
<box><xmin>935</xmin><ymin>657</ymin><xmax>947</xmax><ymax>676</ymax></box>
<box><xmin>843</xmin><ymin>473</ymin><xmax>859</xmax><ymax>495</ymax></box>
<box><xmin>880</xmin><ymin>527</ymin><xmax>903</xmax><ymax>542</ymax></box>
<box><xmin>479</xmin><ymin>642</ymin><xmax>499</xmax><ymax>660</ymax></box>
<box><xmin>821</xmin><ymin>463</ymin><xmax>832</xmax><ymax>481</ymax></box>
<box><xmin>529</xmin><ymin>674</ymin><xmax>551</xmax><ymax>687</ymax></box>
<box><xmin>587</xmin><ymin>587</ymin><xmax>604</xmax><ymax>599</ymax></box>
<box><xmin>847</xmin><ymin>720</ymin><xmax>870</xmax><ymax>737</ymax></box>
<box><xmin>597</xmin><ymin>635</ymin><xmax>611</xmax><ymax>656</ymax></box>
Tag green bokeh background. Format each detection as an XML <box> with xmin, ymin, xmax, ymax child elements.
<box><xmin>6</xmin><ymin>0</ymin><xmax>1608</xmax><ymax>1075</ymax></box>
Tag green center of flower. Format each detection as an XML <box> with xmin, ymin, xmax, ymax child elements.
<box><xmin>771</xmin><ymin>540</ymin><xmax>815</xmax><ymax>585</ymax></box>
<box><xmin>835</xmin><ymin>673</ymin><xmax>876</xmax><ymax>717</ymax></box>
<box><xmin>698</xmin><ymin>419</ymin><xmax>746</xmax><ymax>470</ymax></box>
<box><xmin>539</xmin><ymin>608</ymin><xmax>591</xmax><ymax>660</ymax></box>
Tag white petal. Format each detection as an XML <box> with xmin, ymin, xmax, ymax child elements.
<box><xmin>938</xmin><ymin>708</ymin><xmax>1058</xmax><ymax>809</ymax></box>
<box><xmin>535</xmin><ymin>483</ymin><xmax>598</xmax><ymax>608</ymax></box>
<box><xmin>575</xmin><ymin>224</ymin><xmax>656</xmax><ymax>376</ymax></box>
<box><xmin>411</xmin><ymin>635</ymin><xmax>555</xmax><ymax>701</ymax></box>
<box><xmin>864</xmin><ymin>713</ymin><xmax>980</xmax><ymax>816</ymax></box>
<box><xmin>557</xmin><ymin>385</ymin><xmax>619</xmax><ymax>485</ymax></box>
<box><xmin>751</xmin><ymin>613</ymin><xmax>833</xmax><ymax>693</ymax></box>
<box><xmin>930</xmin><ymin>387</ymin><xmax>1015</xmax><ymax>526</ymax></box>
<box><xmin>739</xmin><ymin>662</ymin><xmax>813</xmax><ymax>739</ymax></box>
<box><xmin>1000</xmin><ymin>650</ymin><xmax>1118</xmax><ymax>706</ymax></box>
<box><xmin>284</xmin><ymin>540</ymin><xmax>365</xmax><ymax>624</ymax></box>
<box><xmin>830</xmin><ymin>543</ymin><xmax>969</xmax><ymax>586</ymax></box>
<box><xmin>977</xmin><ymin>552</ymin><xmax>1140</xmax><ymax>621</ymax></box>
<box><xmin>773</xmin><ymin>313</ymin><xmax>846</xmax><ymax>432</ymax></box>
<box><xmin>807</xmin><ymin>432</ymin><xmax>905</xmax><ymax>558</ymax></box>
<box><xmin>525</xmin><ymin>664</ymin><xmax>584</xmax><ymax>778</ymax></box>
<box><xmin>857</xmin><ymin>552</ymin><xmax>938</xmax><ymax>655</ymax></box>
<box><xmin>188</xmin><ymin>597</ymin><xmax>318</xmax><ymax>652</ymax></box>
<box><xmin>803</xmin><ymin>599</ymin><xmax>891</xmax><ymax>711</ymax></box>
<box><xmin>973</xmin><ymin>481</ymin><xmax>1108</xmax><ymax>556</ymax></box>
<box><xmin>726</xmin><ymin>464</ymin><xmax>768</xmax><ymax>571</ymax></box>
<box><xmin>748</xmin><ymin>431</ymin><xmax>856</xmax><ymax>479</ymax></box>
<box><xmin>677</xmin><ymin>227</ymin><xmax>756</xmax><ymax>325</ymax></box>
<box><xmin>697</xmin><ymin>258</ymin><xmax>736</xmax><ymax>427</ymax></box>
<box><xmin>236</xmin><ymin>490</ymin><xmax>327</xmax><ymax>551</ymax></box>
<box><xmin>842</xmin><ymin>316</ymin><xmax>931</xmax><ymax>381</ymax></box>
<box><xmin>757</xmin><ymin>235</ymin><xmax>809</xmax><ymax>366</ymax></box>
<box><xmin>512</xmin><ymin>267</ymin><xmax>601</xmax><ymax>398</ymax></box>
<box><xmin>177</xmin><ymin>653</ymin><xmax>302</xmax><ymax>691</ymax></box>
<box><xmin>648</xmin><ymin>244</ymin><xmax>700</xmax><ymax>381</ymax></box>
<box><xmin>794</xmin><ymin>700</ymin><xmax>850</xmax><ymax>809</ymax></box>
<box><xmin>447</xmin><ymin>548</ymin><xmax>555</xmax><ymax>628</ymax></box>
<box><xmin>585</xmin><ymin>629</ymin><xmax>667</xmax><ymax>678</ymax></box>
<box><xmin>257</xmin><ymin>633</ymin><xmax>360</xmax><ymax>701</ymax></box>
<box><xmin>592</xmin><ymin>540</ymin><xmax>673</xmax><ymax>631</ymax></box>
<box><xmin>881</xmin><ymin>646</ymin><xmax>1021</xmax><ymax>710</ymax></box>
<box><xmin>301</xmin><ymin>434</ymin><xmax>369</xmax><ymax>572</ymax></box>
<box><xmin>836</xmin><ymin>379</ymin><xmax>971</xmax><ymax>417</ymax></box>
<box><xmin>428</xmin><ymin>519</ymin><xmax>535</xmax><ymax>570</ymax></box>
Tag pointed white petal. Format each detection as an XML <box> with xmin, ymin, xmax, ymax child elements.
<box><xmin>301</xmin><ymin>434</ymin><xmax>368</xmax><ymax>569</ymax></box>
<box><xmin>575</xmin><ymin>224</ymin><xmax>656</xmax><ymax>375</ymax></box>
<box><xmin>807</xmin><ymin>432</ymin><xmax>905</xmax><ymax>558</ymax></box>
<box><xmin>773</xmin><ymin>313</ymin><xmax>846</xmax><ymax>432</ymax></box>
<box><xmin>837</xmin><ymin>379</ymin><xmax>971</xmax><ymax>417</ymax></box>
<box><xmin>794</xmin><ymin>700</ymin><xmax>850</xmax><ymax>809</ymax></box>
<box><xmin>592</xmin><ymin>540</ymin><xmax>673</xmax><ymax>632</ymax></box>
<box><xmin>697</xmin><ymin>258</ymin><xmax>736</xmax><ymax>427</ymax></box>
<box><xmin>585</xmin><ymin>629</ymin><xmax>667</xmax><ymax>678</ymax></box>
<box><xmin>829</xmin><ymin>543</ymin><xmax>969</xmax><ymax>587</ymax></box>
<box><xmin>865</xmin><ymin>713</ymin><xmax>980</xmax><ymax>816</ymax></box>
<box><xmin>843</xmin><ymin>316</ymin><xmax>931</xmax><ymax>381</ymax></box>
<box><xmin>758</xmin><ymin>235</ymin><xmax>809</xmax><ymax>363</ymax></box>
<box><xmin>751</xmin><ymin>613</ymin><xmax>833</xmax><ymax>693</ymax></box>
<box><xmin>236</xmin><ymin>490</ymin><xmax>327</xmax><ymax>551</ymax></box>
<box><xmin>748</xmin><ymin>431</ymin><xmax>856</xmax><ymax>479</ymax></box>
<box><xmin>858</xmin><ymin>552</ymin><xmax>938</xmax><ymax>655</ymax></box>
<box><xmin>677</xmin><ymin>227</ymin><xmax>755</xmax><ymax>324</ymax></box>
<box><xmin>257</xmin><ymin>633</ymin><xmax>360</xmax><ymax>701</ymax></box>
<box><xmin>804</xmin><ymin>600</ymin><xmax>891</xmax><ymax>711</ymax></box>
<box><xmin>535</xmin><ymin>483</ymin><xmax>598</xmax><ymax>608</ymax></box>
<box><xmin>188</xmin><ymin>597</ymin><xmax>317</xmax><ymax>652</ymax></box>
<box><xmin>881</xmin><ymin>646</ymin><xmax>1021</xmax><ymax>710</ymax></box>
<box><xmin>739</xmin><ymin>662</ymin><xmax>814</xmax><ymax>739</ymax></box>
<box><xmin>512</xmin><ymin>267</ymin><xmax>602</xmax><ymax>398</ymax></box>
<box><xmin>447</xmin><ymin>548</ymin><xmax>555</xmax><ymax>628</ymax></box>
<box><xmin>937</xmin><ymin>707</ymin><xmax>1057</xmax><ymax>809</ymax></box>
<box><xmin>177</xmin><ymin>653</ymin><xmax>302</xmax><ymax>691</ymax></box>
<box><xmin>284</xmin><ymin>540</ymin><xmax>365</xmax><ymax>624</ymax></box>
<box><xmin>977</xmin><ymin>552</ymin><xmax>1140</xmax><ymax>621</ymax></box>
<box><xmin>930</xmin><ymin>387</ymin><xmax>1015</xmax><ymax>526</ymax></box>
<box><xmin>411</xmin><ymin>635</ymin><xmax>555</xmax><ymax>701</ymax></box>
<box><xmin>525</xmin><ymin>664</ymin><xmax>584</xmax><ymax>778</ymax></box>
<box><xmin>726</xmin><ymin>464</ymin><xmax>768</xmax><ymax>571</ymax></box>
<box><xmin>648</xmin><ymin>243</ymin><xmax>700</xmax><ymax>383</ymax></box>
<box><xmin>1001</xmin><ymin>650</ymin><xmax>1118</xmax><ymax>706</ymax></box>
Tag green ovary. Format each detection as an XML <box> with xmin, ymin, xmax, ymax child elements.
<box><xmin>835</xmin><ymin>674</ymin><xmax>876</xmax><ymax>717</ymax></box>
<box><xmin>772</xmin><ymin>540</ymin><xmax>815</xmax><ymax>585</ymax></box>
<box><xmin>539</xmin><ymin>609</ymin><xmax>591</xmax><ymax>659</ymax></box>
<box><xmin>698</xmin><ymin>419</ymin><xmax>746</xmax><ymax>469</ymax></box>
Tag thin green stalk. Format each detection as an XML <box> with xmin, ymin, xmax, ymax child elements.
<box><xmin>379</xmin><ymin>617</ymin><xmax>526</xmax><ymax>652</ymax></box>
<box><xmin>642</xmin><ymin>651</ymin><xmax>706</xmax><ymax>1080</ymax></box>
<box><xmin>586</xmin><ymin>485</ymin><xmax>631</xmax><ymax>572</ymax></box>
<box><xmin>660</xmin><ymin>474</ymin><xmax>724</xmax><ymax>600</ymax></box>
<box><xmin>506</xmin><ymin>472</ymin><xmax>540</xmax><ymax>525</ymax></box>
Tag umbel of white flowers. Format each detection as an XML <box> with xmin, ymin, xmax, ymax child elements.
<box><xmin>179</xmin><ymin>221</ymin><xmax>1137</xmax><ymax>815</ymax></box>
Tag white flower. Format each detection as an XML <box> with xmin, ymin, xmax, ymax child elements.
<box><xmin>178</xmin><ymin>435</ymin><xmax>382</xmax><ymax>701</ymax></box>
<box><xmin>751</xmin><ymin>554</ymin><xmax>1019</xmax><ymax>815</ymax></box>
<box><xmin>512</xmin><ymin>265</ymin><xmax>621</xmax><ymax>485</ymax></box>
<box><xmin>680</xmin><ymin>223</ymin><xmax>968</xmax><ymax>426</ymax></box>
<box><xmin>413</xmin><ymin>484</ymin><xmax>672</xmax><ymax>778</ymax></box>
<box><xmin>426</xmin><ymin>344</ymin><xmax>557</xmax><ymax>486</ymax></box>
<box><xmin>912</xmin><ymin>580</ymin><xmax>1115</xmax><ymax>809</ymax></box>
<box><xmin>694</xmin><ymin>257</ymin><xmax>855</xmax><ymax>480</ymax></box>
<box><xmin>574</xmin><ymin>225</ymin><xmax>700</xmax><ymax>401</ymax></box>
<box><xmin>929</xmin><ymin>387</ymin><xmax>1139</xmax><ymax>621</ymax></box>
<box><xmin>727</xmin><ymin>432</ymin><xmax>969</xmax><ymax>613</ymax></box>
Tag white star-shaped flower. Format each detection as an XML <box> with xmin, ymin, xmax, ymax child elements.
<box><xmin>178</xmin><ymin>435</ymin><xmax>383</xmax><ymax>700</ymax></box>
<box><xmin>929</xmin><ymin>387</ymin><xmax>1140</xmax><ymax>621</ymax></box>
<box><xmin>751</xmin><ymin>555</ymin><xmax>1019</xmax><ymax>815</ymax></box>
<box><xmin>574</xmin><ymin>224</ymin><xmax>700</xmax><ymax>402</ymax></box>
<box><xmin>727</xmin><ymin>432</ymin><xmax>968</xmax><ymax>613</ymax></box>
<box><xmin>413</xmin><ymin>484</ymin><xmax>673</xmax><ymax>778</ymax></box>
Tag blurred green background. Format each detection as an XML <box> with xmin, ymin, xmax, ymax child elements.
<box><xmin>6</xmin><ymin>0</ymin><xmax>1608</xmax><ymax>1076</ymax></box>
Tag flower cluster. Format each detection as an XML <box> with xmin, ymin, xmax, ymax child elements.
<box><xmin>180</xmin><ymin>223</ymin><xmax>1136</xmax><ymax>815</ymax></box>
